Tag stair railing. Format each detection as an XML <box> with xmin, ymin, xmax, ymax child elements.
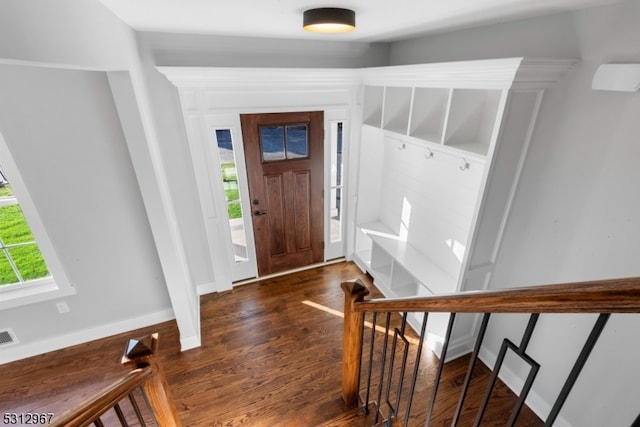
<box><xmin>341</xmin><ymin>277</ymin><xmax>640</xmax><ymax>426</ymax></box>
<box><xmin>51</xmin><ymin>333</ymin><xmax>182</xmax><ymax>427</ymax></box>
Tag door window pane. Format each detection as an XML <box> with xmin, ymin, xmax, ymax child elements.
<box><xmin>259</xmin><ymin>124</ymin><xmax>309</xmax><ymax>162</ymax></box>
<box><xmin>259</xmin><ymin>126</ymin><xmax>285</xmax><ymax>161</ymax></box>
<box><xmin>286</xmin><ymin>124</ymin><xmax>308</xmax><ymax>158</ymax></box>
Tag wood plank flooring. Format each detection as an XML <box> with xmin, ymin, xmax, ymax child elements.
<box><xmin>0</xmin><ymin>262</ymin><xmax>542</xmax><ymax>426</ymax></box>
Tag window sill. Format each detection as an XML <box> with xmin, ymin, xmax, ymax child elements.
<box><xmin>0</xmin><ymin>278</ymin><xmax>76</xmax><ymax>310</ymax></box>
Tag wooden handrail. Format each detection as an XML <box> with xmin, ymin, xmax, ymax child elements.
<box><xmin>340</xmin><ymin>276</ymin><xmax>640</xmax><ymax>407</ymax></box>
<box><xmin>351</xmin><ymin>276</ymin><xmax>640</xmax><ymax>314</ymax></box>
<box><xmin>52</xmin><ymin>333</ymin><xmax>182</xmax><ymax>427</ymax></box>
<box><xmin>51</xmin><ymin>368</ymin><xmax>152</xmax><ymax>427</ymax></box>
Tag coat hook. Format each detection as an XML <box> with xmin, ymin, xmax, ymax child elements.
<box><xmin>425</xmin><ymin>148</ymin><xmax>434</xmax><ymax>159</ymax></box>
<box><xmin>398</xmin><ymin>143</ymin><xmax>406</xmax><ymax>150</ymax></box>
<box><xmin>459</xmin><ymin>158</ymin><xmax>470</xmax><ymax>171</ymax></box>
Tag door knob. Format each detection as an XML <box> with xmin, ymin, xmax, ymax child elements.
<box><xmin>253</xmin><ymin>210</ymin><xmax>267</xmax><ymax>216</ymax></box>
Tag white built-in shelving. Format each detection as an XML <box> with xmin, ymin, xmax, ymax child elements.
<box><xmin>362</xmin><ymin>84</ymin><xmax>502</xmax><ymax>158</ymax></box>
<box><xmin>353</xmin><ymin>58</ymin><xmax>575</xmax><ymax>355</ymax></box>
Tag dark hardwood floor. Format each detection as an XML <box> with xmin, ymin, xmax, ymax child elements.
<box><xmin>0</xmin><ymin>262</ymin><xmax>542</xmax><ymax>426</ymax></box>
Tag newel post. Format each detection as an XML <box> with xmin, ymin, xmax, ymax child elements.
<box><xmin>341</xmin><ymin>279</ymin><xmax>370</xmax><ymax>407</ymax></box>
<box><xmin>121</xmin><ymin>333</ymin><xmax>183</xmax><ymax>426</ymax></box>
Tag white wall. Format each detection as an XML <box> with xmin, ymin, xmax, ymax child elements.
<box><xmin>0</xmin><ymin>0</ymin><xmax>131</xmax><ymax>69</ymax></box>
<box><xmin>0</xmin><ymin>64</ymin><xmax>173</xmax><ymax>360</ymax></box>
<box><xmin>0</xmin><ymin>0</ymin><xmax>200</xmax><ymax>360</ymax></box>
<box><xmin>389</xmin><ymin>12</ymin><xmax>580</xmax><ymax>65</ymax></box>
<box><xmin>389</xmin><ymin>1</ymin><xmax>640</xmax><ymax>425</ymax></box>
<box><xmin>139</xmin><ymin>32</ymin><xmax>389</xmax><ymax>68</ymax></box>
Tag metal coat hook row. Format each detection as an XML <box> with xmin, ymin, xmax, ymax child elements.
<box><xmin>459</xmin><ymin>158</ymin><xmax>470</xmax><ymax>171</ymax></box>
<box><xmin>425</xmin><ymin>148</ymin><xmax>434</xmax><ymax>159</ymax></box>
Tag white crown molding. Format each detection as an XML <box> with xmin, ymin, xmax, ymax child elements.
<box><xmin>512</xmin><ymin>58</ymin><xmax>578</xmax><ymax>90</ymax></box>
<box><xmin>360</xmin><ymin>58</ymin><xmax>578</xmax><ymax>89</ymax></box>
<box><xmin>158</xmin><ymin>58</ymin><xmax>577</xmax><ymax>91</ymax></box>
<box><xmin>157</xmin><ymin>66</ymin><xmax>361</xmax><ymax>89</ymax></box>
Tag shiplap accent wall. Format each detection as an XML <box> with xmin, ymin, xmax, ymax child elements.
<box><xmin>376</xmin><ymin>134</ymin><xmax>484</xmax><ymax>278</ymax></box>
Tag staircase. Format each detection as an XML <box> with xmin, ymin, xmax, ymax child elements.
<box><xmin>50</xmin><ymin>333</ymin><xmax>181</xmax><ymax>427</ymax></box>
<box><xmin>339</xmin><ymin>277</ymin><xmax>640</xmax><ymax>427</ymax></box>
<box><xmin>43</xmin><ymin>275</ymin><xmax>640</xmax><ymax>426</ymax></box>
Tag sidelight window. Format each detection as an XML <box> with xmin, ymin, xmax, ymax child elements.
<box><xmin>215</xmin><ymin>129</ymin><xmax>248</xmax><ymax>262</ymax></box>
<box><xmin>329</xmin><ymin>122</ymin><xmax>344</xmax><ymax>243</ymax></box>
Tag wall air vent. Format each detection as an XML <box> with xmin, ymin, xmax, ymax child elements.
<box><xmin>0</xmin><ymin>329</ymin><xmax>17</xmax><ymax>347</ymax></box>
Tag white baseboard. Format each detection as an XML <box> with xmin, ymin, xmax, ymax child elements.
<box><xmin>196</xmin><ymin>281</ymin><xmax>219</xmax><ymax>295</ymax></box>
<box><xmin>443</xmin><ymin>334</ymin><xmax>475</xmax><ymax>362</ymax></box>
<box><xmin>180</xmin><ymin>333</ymin><xmax>202</xmax><ymax>350</ymax></box>
<box><xmin>0</xmin><ymin>308</ymin><xmax>175</xmax><ymax>365</ymax></box>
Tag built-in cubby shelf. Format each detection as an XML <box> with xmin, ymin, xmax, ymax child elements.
<box><xmin>382</xmin><ymin>87</ymin><xmax>413</xmax><ymax>134</ymax></box>
<box><xmin>443</xmin><ymin>89</ymin><xmax>502</xmax><ymax>156</ymax></box>
<box><xmin>362</xmin><ymin>84</ymin><xmax>503</xmax><ymax>158</ymax></box>
<box><xmin>362</xmin><ymin>86</ymin><xmax>384</xmax><ymax>127</ymax></box>
<box><xmin>409</xmin><ymin>87</ymin><xmax>449</xmax><ymax>144</ymax></box>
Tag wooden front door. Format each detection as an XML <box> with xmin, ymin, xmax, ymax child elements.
<box><xmin>240</xmin><ymin>111</ymin><xmax>324</xmax><ymax>276</ymax></box>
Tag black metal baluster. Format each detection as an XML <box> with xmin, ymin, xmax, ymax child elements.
<box><xmin>385</xmin><ymin>313</ymin><xmax>409</xmax><ymax>422</ymax></box>
<box><xmin>114</xmin><ymin>403</ymin><xmax>129</xmax><ymax>426</ymax></box>
<box><xmin>403</xmin><ymin>312</ymin><xmax>429</xmax><ymax>427</ymax></box>
<box><xmin>128</xmin><ymin>392</ymin><xmax>147</xmax><ymax>426</ymax></box>
<box><xmin>506</xmin><ymin>351</ymin><xmax>540</xmax><ymax>427</ymax></box>
<box><xmin>474</xmin><ymin>314</ymin><xmax>540</xmax><ymax>427</ymax></box>
<box><xmin>94</xmin><ymin>418</ymin><xmax>105</xmax><ymax>427</ymax></box>
<box><xmin>392</xmin><ymin>314</ymin><xmax>411</xmax><ymax>420</ymax></box>
<box><xmin>425</xmin><ymin>313</ymin><xmax>457</xmax><ymax>427</ymax></box>
<box><xmin>452</xmin><ymin>313</ymin><xmax>491</xmax><ymax>426</ymax></box>
<box><xmin>384</xmin><ymin>314</ymin><xmax>402</xmax><ymax>422</ymax></box>
<box><xmin>507</xmin><ymin>314</ymin><xmax>541</xmax><ymax>426</ymax></box>
<box><xmin>357</xmin><ymin>311</ymin><xmax>366</xmax><ymax>407</ymax></box>
<box><xmin>519</xmin><ymin>313</ymin><xmax>539</xmax><ymax>350</ymax></box>
<box><xmin>139</xmin><ymin>385</ymin><xmax>159</xmax><ymax>427</ymax></box>
<box><xmin>363</xmin><ymin>312</ymin><xmax>378</xmax><ymax>414</ymax></box>
<box><xmin>374</xmin><ymin>312</ymin><xmax>392</xmax><ymax>424</ymax></box>
<box><xmin>544</xmin><ymin>314</ymin><xmax>610</xmax><ymax>426</ymax></box>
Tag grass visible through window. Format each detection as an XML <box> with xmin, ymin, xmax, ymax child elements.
<box><xmin>221</xmin><ymin>163</ymin><xmax>242</xmax><ymax>220</ymax></box>
<box><xmin>0</xmin><ymin>186</ymin><xmax>50</xmax><ymax>285</ymax></box>
<box><xmin>0</xmin><ymin>184</ymin><xmax>13</xmax><ymax>198</ymax></box>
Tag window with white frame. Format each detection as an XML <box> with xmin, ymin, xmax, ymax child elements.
<box><xmin>0</xmin><ymin>139</ymin><xmax>74</xmax><ymax>308</ymax></box>
<box><xmin>0</xmin><ymin>167</ymin><xmax>50</xmax><ymax>285</ymax></box>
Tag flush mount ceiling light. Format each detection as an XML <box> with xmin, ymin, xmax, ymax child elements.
<box><xmin>303</xmin><ymin>8</ymin><xmax>356</xmax><ymax>33</ymax></box>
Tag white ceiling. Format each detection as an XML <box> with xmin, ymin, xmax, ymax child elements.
<box><xmin>97</xmin><ymin>0</ymin><xmax>622</xmax><ymax>42</ymax></box>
